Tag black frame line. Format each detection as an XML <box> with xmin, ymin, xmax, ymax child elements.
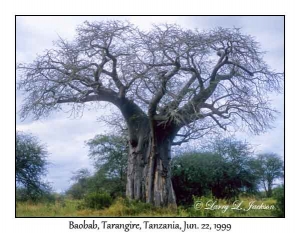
<box><xmin>15</xmin><ymin>14</ymin><xmax>285</xmax><ymax>219</ymax></box>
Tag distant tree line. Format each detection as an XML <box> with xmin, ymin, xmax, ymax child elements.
<box><xmin>66</xmin><ymin>134</ymin><xmax>283</xmax><ymax>205</ymax></box>
<box><xmin>66</xmin><ymin>134</ymin><xmax>127</xmax><ymax>199</ymax></box>
<box><xmin>15</xmin><ymin>131</ymin><xmax>283</xmax><ymax>205</ymax></box>
<box><xmin>172</xmin><ymin>138</ymin><xmax>283</xmax><ymax>205</ymax></box>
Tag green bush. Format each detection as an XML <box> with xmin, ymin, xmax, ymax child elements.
<box><xmin>84</xmin><ymin>192</ymin><xmax>113</xmax><ymax>210</ymax></box>
<box><xmin>16</xmin><ymin>187</ymin><xmax>55</xmax><ymax>204</ymax></box>
<box><xmin>272</xmin><ymin>185</ymin><xmax>284</xmax><ymax>217</ymax></box>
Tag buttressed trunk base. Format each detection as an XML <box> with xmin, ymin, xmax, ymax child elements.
<box><xmin>126</xmin><ymin>132</ymin><xmax>176</xmax><ymax>207</ymax></box>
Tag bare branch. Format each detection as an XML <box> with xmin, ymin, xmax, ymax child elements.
<box><xmin>17</xmin><ymin>21</ymin><xmax>283</xmax><ymax>139</ymax></box>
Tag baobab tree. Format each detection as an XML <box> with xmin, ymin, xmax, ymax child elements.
<box><xmin>17</xmin><ymin>20</ymin><xmax>283</xmax><ymax>206</ymax></box>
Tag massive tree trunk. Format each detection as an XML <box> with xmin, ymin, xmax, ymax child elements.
<box><xmin>119</xmin><ymin>98</ymin><xmax>177</xmax><ymax>207</ymax></box>
<box><xmin>126</xmin><ymin>123</ymin><xmax>177</xmax><ymax>207</ymax></box>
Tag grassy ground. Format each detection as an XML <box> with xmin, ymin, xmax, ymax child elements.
<box><xmin>16</xmin><ymin>196</ymin><xmax>278</xmax><ymax>217</ymax></box>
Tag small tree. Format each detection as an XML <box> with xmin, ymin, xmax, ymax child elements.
<box><xmin>172</xmin><ymin>138</ymin><xmax>259</xmax><ymax>204</ymax></box>
<box><xmin>86</xmin><ymin>134</ymin><xmax>127</xmax><ymax>181</ymax></box>
<box><xmin>66</xmin><ymin>168</ymin><xmax>91</xmax><ymax>199</ymax></box>
<box><xmin>86</xmin><ymin>134</ymin><xmax>128</xmax><ymax>197</ymax></box>
<box><xmin>16</xmin><ymin>131</ymin><xmax>52</xmax><ymax>201</ymax></box>
<box><xmin>254</xmin><ymin>153</ymin><xmax>283</xmax><ymax>197</ymax></box>
<box><xmin>67</xmin><ymin>135</ymin><xmax>128</xmax><ymax>199</ymax></box>
<box><xmin>209</xmin><ymin>137</ymin><xmax>259</xmax><ymax>196</ymax></box>
<box><xmin>172</xmin><ymin>152</ymin><xmax>224</xmax><ymax>204</ymax></box>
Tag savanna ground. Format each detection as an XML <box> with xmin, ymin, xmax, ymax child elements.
<box><xmin>16</xmin><ymin>196</ymin><xmax>278</xmax><ymax>217</ymax></box>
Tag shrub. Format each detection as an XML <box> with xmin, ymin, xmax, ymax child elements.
<box><xmin>84</xmin><ymin>192</ymin><xmax>113</xmax><ymax>210</ymax></box>
<box><xmin>97</xmin><ymin>197</ymin><xmax>165</xmax><ymax>216</ymax></box>
<box><xmin>16</xmin><ymin>187</ymin><xmax>55</xmax><ymax>203</ymax></box>
<box><xmin>272</xmin><ymin>185</ymin><xmax>284</xmax><ymax>217</ymax></box>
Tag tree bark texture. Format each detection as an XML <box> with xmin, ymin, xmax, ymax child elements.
<box><xmin>125</xmin><ymin>122</ymin><xmax>177</xmax><ymax>207</ymax></box>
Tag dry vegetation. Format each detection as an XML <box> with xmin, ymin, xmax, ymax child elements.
<box><xmin>16</xmin><ymin>196</ymin><xmax>277</xmax><ymax>217</ymax></box>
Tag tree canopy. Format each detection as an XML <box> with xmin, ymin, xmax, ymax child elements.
<box><xmin>86</xmin><ymin>134</ymin><xmax>127</xmax><ymax>177</ymax></box>
<box><xmin>66</xmin><ymin>135</ymin><xmax>128</xmax><ymax>199</ymax></box>
<box><xmin>172</xmin><ymin>138</ymin><xmax>258</xmax><ymax>204</ymax></box>
<box><xmin>18</xmin><ymin>21</ymin><xmax>282</xmax><ymax>139</ymax></box>
<box><xmin>251</xmin><ymin>153</ymin><xmax>283</xmax><ymax>197</ymax></box>
<box><xmin>16</xmin><ymin>131</ymin><xmax>52</xmax><ymax>201</ymax></box>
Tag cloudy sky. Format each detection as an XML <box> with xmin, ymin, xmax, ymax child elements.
<box><xmin>16</xmin><ymin>16</ymin><xmax>284</xmax><ymax>192</ymax></box>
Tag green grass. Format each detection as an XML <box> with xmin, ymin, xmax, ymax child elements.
<box><xmin>16</xmin><ymin>196</ymin><xmax>278</xmax><ymax>217</ymax></box>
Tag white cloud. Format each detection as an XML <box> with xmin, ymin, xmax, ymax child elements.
<box><xmin>16</xmin><ymin>108</ymin><xmax>110</xmax><ymax>191</ymax></box>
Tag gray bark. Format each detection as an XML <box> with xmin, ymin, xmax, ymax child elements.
<box><xmin>126</xmin><ymin>122</ymin><xmax>177</xmax><ymax>207</ymax></box>
<box><xmin>117</xmin><ymin>98</ymin><xmax>176</xmax><ymax>207</ymax></box>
